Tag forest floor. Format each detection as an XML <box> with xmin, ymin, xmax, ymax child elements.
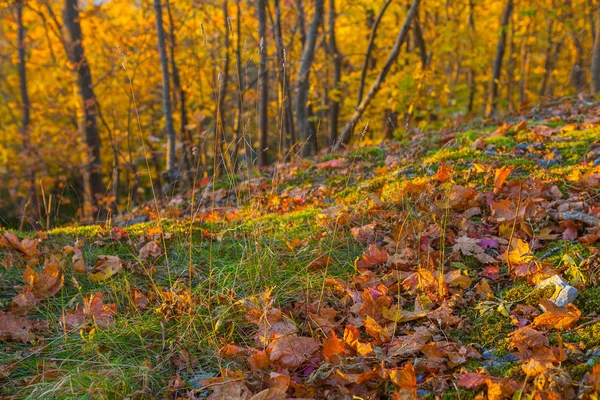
<box><xmin>2</xmin><ymin>97</ymin><xmax>600</xmax><ymax>399</ymax></box>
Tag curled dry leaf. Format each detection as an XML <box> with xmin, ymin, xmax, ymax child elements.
<box><xmin>12</xmin><ymin>257</ymin><xmax>64</xmax><ymax>312</ymax></box>
<box><xmin>355</xmin><ymin>244</ymin><xmax>388</xmax><ymax>269</ymax></box>
<box><xmin>88</xmin><ymin>255</ymin><xmax>123</xmax><ymax>282</ymax></box>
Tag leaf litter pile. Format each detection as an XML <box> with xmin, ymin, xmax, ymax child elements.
<box><xmin>3</xmin><ymin>99</ymin><xmax>600</xmax><ymax>398</ymax></box>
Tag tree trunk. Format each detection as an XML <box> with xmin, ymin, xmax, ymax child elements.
<box><xmin>487</xmin><ymin>0</ymin><xmax>513</xmax><ymax>117</ymax></box>
<box><xmin>63</xmin><ymin>0</ymin><xmax>106</xmax><ymax>220</ymax></box>
<box><xmin>215</xmin><ymin>0</ymin><xmax>231</xmax><ymax>175</ymax></box>
<box><xmin>333</xmin><ymin>0</ymin><xmax>421</xmax><ymax>151</ymax></box>
<box><xmin>165</xmin><ymin>0</ymin><xmax>192</xmax><ymax>183</ymax></box>
<box><xmin>357</xmin><ymin>0</ymin><xmax>392</xmax><ymax>106</ymax></box>
<box><xmin>153</xmin><ymin>0</ymin><xmax>177</xmax><ymax>180</ymax></box>
<box><xmin>519</xmin><ymin>18</ymin><xmax>533</xmax><ymax>105</ymax></box>
<box><xmin>539</xmin><ymin>18</ymin><xmax>555</xmax><ymax>98</ymax></box>
<box><xmin>17</xmin><ymin>0</ymin><xmax>39</xmax><ymax>227</ymax></box>
<box><xmin>257</xmin><ymin>0</ymin><xmax>269</xmax><ymax>166</ymax></box>
<box><xmin>327</xmin><ymin>0</ymin><xmax>342</xmax><ymax>146</ymax></box>
<box><xmin>274</xmin><ymin>0</ymin><xmax>296</xmax><ymax>157</ymax></box>
<box><xmin>591</xmin><ymin>4</ymin><xmax>600</xmax><ymax>94</ymax></box>
<box><xmin>467</xmin><ymin>0</ymin><xmax>476</xmax><ymax>113</ymax></box>
<box><xmin>296</xmin><ymin>0</ymin><xmax>324</xmax><ymax>157</ymax></box>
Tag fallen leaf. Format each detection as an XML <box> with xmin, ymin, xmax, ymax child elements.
<box><xmin>533</xmin><ymin>300</ymin><xmax>581</xmax><ymax>330</ymax></box>
<box><xmin>88</xmin><ymin>255</ymin><xmax>123</xmax><ymax>282</ymax></box>
<box><xmin>139</xmin><ymin>241</ymin><xmax>162</xmax><ymax>260</ymax></box>
<box><xmin>0</xmin><ymin>311</ymin><xmax>34</xmax><ymax>342</ymax></box>
<box><xmin>268</xmin><ymin>335</ymin><xmax>319</xmax><ymax>369</ymax></box>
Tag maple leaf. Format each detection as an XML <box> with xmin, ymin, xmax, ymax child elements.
<box><xmin>268</xmin><ymin>335</ymin><xmax>319</xmax><ymax>369</ymax></box>
<box><xmin>509</xmin><ymin>326</ymin><xmax>549</xmax><ymax>352</ymax></box>
<box><xmin>388</xmin><ymin>326</ymin><xmax>432</xmax><ymax>357</ymax></box>
<box><xmin>355</xmin><ymin>244</ymin><xmax>388</xmax><ymax>269</ymax></box>
<box><xmin>322</xmin><ymin>331</ymin><xmax>347</xmax><ymax>360</ymax></box>
<box><xmin>0</xmin><ymin>232</ymin><xmax>38</xmax><ymax>260</ymax></box>
<box><xmin>248</xmin><ymin>388</ymin><xmax>286</xmax><ymax>400</ymax></box>
<box><xmin>493</xmin><ymin>165</ymin><xmax>514</xmax><ymax>192</ymax></box>
<box><xmin>12</xmin><ymin>257</ymin><xmax>64</xmax><ymax>312</ymax></box>
<box><xmin>500</xmin><ymin>238</ymin><xmax>534</xmax><ymax>265</ymax></box>
<box><xmin>88</xmin><ymin>255</ymin><xmax>123</xmax><ymax>282</ymax></box>
<box><xmin>307</xmin><ymin>254</ymin><xmax>333</xmax><ymax>271</ymax></box>
<box><xmin>364</xmin><ymin>315</ymin><xmax>391</xmax><ymax>344</ymax></box>
<box><xmin>452</xmin><ymin>236</ymin><xmax>497</xmax><ymax>264</ymax></box>
<box><xmin>389</xmin><ymin>362</ymin><xmax>417</xmax><ymax>399</ymax></box>
<box><xmin>533</xmin><ymin>300</ymin><xmax>581</xmax><ymax>330</ymax></box>
<box><xmin>63</xmin><ymin>292</ymin><xmax>117</xmax><ymax>329</ymax></box>
<box><xmin>435</xmin><ymin>162</ymin><xmax>453</xmax><ymax>182</ymax></box>
<box><xmin>343</xmin><ymin>324</ymin><xmax>373</xmax><ymax>356</ymax></box>
<box><xmin>139</xmin><ymin>240</ymin><xmax>162</xmax><ymax>260</ymax></box>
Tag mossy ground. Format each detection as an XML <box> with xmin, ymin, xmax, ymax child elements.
<box><xmin>2</xmin><ymin>119</ymin><xmax>600</xmax><ymax>398</ymax></box>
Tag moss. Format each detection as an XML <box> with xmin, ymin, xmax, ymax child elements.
<box><xmin>567</xmin><ymin>361</ymin><xmax>597</xmax><ymax>381</ymax></box>
<box><xmin>423</xmin><ymin>147</ymin><xmax>480</xmax><ymax>164</ymax></box>
<box><xmin>485</xmin><ymin>136</ymin><xmax>516</xmax><ymax>148</ymax></box>
<box><xmin>487</xmin><ymin>362</ymin><xmax>523</xmax><ymax>380</ymax></box>
<box><xmin>456</xmin><ymin>312</ymin><xmax>512</xmax><ymax>351</ymax></box>
<box><xmin>503</xmin><ymin>284</ymin><xmax>556</xmax><ymax>306</ymax></box>
<box><xmin>564</xmin><ymin>322</ymin><xmax>600</xmax><ymax>348</ymax></box>
<box><xmin>575</xmin><ymin>285</ymin><xmax>600</xmax><ymax>315</ymax></box>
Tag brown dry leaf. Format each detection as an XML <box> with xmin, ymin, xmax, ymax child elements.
<box><xmin>494</xmin><ymin>166</ymin><xmax>514</xmax><ymax>192</ymax></box>
<box><xmin>139</xmin><ymin>240</ymin><xmax>162</xmax><ymax>260</ymax></box>
<box><xmin>0</xmin><ymin>310</ymin><xmax>34</xmax><ymax>342</ymax></box>
<box><xmin>268</xmin><ymin>335</ymin><xmax>319</xmax><ymax>369</ymax></box>
<box><xmin>88</xmin><ymin>255</ymin><xmax>123</xmax><ymax>282</ymax></box>
<box><xmin>0</xmin><ymin>361</ymin><xmax>18</xmax><ymax>379</ymax></box>
<box><xmin>64</xmin><ymin>240</ymin><xmax>86</xmax><ymax>273</ymax></box>
<box><xmin>12</xmin><ymin>257</ymin><xmax>64</xmax><ymax>312</ymax></box>
<box><xmin>0</xmin><ymin>232</ymin><xmax>38</xmax><ymax>260</ymax></box>
<box><xmin>428</xmin><ymin>303</ymin><xmax>461</xmax><ymax>327</ymax></box>
<box><xmin>509</xmin><ymin>326</ymin><xmax>549</xmax><ymax>352</ymax></box>
<box><xmin>355</xmin><ymin>244</ymin><xmax>388</xmax><ymax>269</ymax></box>
<box><xmin>206</xmin><ymin>380</ymin><xmax>252</xmax><ymax>400</ymax></box>
<box><xmin>63</xmin><ymin>292</ymin><xmax>117</xmax><ymax>329</ymax></box>
<box><xmin>389</xmin><ymin>362</ymin><xmax>417</xmax><ymax>399</ymax></box>
<box><xmin>307</xmin><ymin>254</ymin><xmax>333</xmax><ymax>271</ymax></box>
<box><xmin>248</xmin><ymin>388</ymin><xmax>286</xmax><ymax>400</ymax></box>
<box><xmin>308</xmin><ymin>306</ymin><xmax>339</xmax><ymax>332</ymax></box>
<box><xmin>533</xmin><ymin>300</ymin><xmax>581</xmax><ymax>330</ymax></box>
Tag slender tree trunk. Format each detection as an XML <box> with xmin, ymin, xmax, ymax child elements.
<box><xmin>467</xmin><ymin>0</ymin><xmax>476</xmax><ymax>113</ymax></box>
<box><xmin>296</xmin><ymin>0</ymin><xmax>324</xmax><ymax>157</ymax></box>
<box><xmin>506</xmin><ymin>11</ymin><xmax>516</xmax><ymax>111</ymax></box>
<box><xmin>257</xmin><ymin>0</ymin><xmax>269</xmax><ymax>166</ymax></box>
<box><xmin>63</xmin><ymin>0</ymin><xmax>106</xmax><ymax>220</ymax></box>
<box><xmin>165</xmin><ymin>0</ymin><xmax>192</xmax><ymax>183</ymax></box>
<box><xmin>327</xmin><ymin>0</ymin><xmax>342</xmax><ymax>146</ymax></box>
<box><xmin>591</xmin><ymin>4</ymin><xmax>600</xmax><ymax>94</ymax></box>
<box><xmin>17</xmin><ymin>0</ymin><xmax>39</xmax><ymax>227</ymax></box>
<box><xmin>487</xmin><ymin>0</ymin><xmax>514</xmax><ymax>117</ymax></box>
<box><xmin>519</xmin><ymin>18</ymin><xmax>533</xmax><ymax>105</ymax></box>
<box><xmin>357</xmin><ymin>0</ymin><xmax>392</xmax><ymax>106</ymax></box>
<box><xmin>153</xmin><ymin>0</ymin><xmax>177</xmax><ymax>180</ymax></box>
<box><xmin>233</xmin><ymin>0</ymin><xmax>245</xmax><ymax>170</ymax></box>
<box><xmin>216</xmin><ymin>0</ymin><xmax>231</xmax><ymax>175</ymax></box>
<box><xmin>274</xmin><ymin>0</ymin><xmax>296</xmax><ymax>157</ymax></box>
<box><xmin>539</xmin><ymin>18</ymin><xmax>555</xmax><ymax>97</ymax></box>
<box><xmin>412</xmin><ymin>18</ymin><xmax>428</xmax><ymax>69</ymax></box>
<box><xmin>333</xmin><ymin>0</ymin><xmax>421</xmax><ymax>151</ymax></box>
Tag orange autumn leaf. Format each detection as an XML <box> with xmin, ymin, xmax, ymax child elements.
<box><xmin>364</xmin><ymin>315</ymin><xmax>391</xmax><ymax>344</ymax></box>
<box><xmin>248</xmin><ymin>350</ymin><xmax>271</xmax><ymax>371</ymax></box>
<box><xmin>500</xmin><ymin>238</ymin><xmax>534</xmax><ymax>265</ymax></box>
<box><xmin>139</xmin><ymin>240</ymin><xmax>162</xmax><ymax>260</ymax></box>
<box><xmin>389</xmin><ymin>362</ymin><xmax>417</xmax><ymax>399</ymax></box>
<box><xmin>533</xmin><ymin>300</ymin><xmax>581</xmax><ymax>330</ymax></box>
<box><xmin>322</xmin><ymin>331</ymin><xmax>347</xmax><ymax>360</ymax></box>
<box><xmin>435</xmin><ymin>162</ymin><xmax>453</xmax><ymax>182</ymax></box>
<box><xmin>343</xmin><ymin>324</ymin><xmax>374</xmax><ymax>356</ymax></box>
<box><xmin>63</xmin><ymin>292</ymin><xmax>117</xmax><ymax>329</ymax></box>
<box><xmin>493</xmin><ymin>165</ymin><xmax>514</xmax><ymax>192</ymax></box>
